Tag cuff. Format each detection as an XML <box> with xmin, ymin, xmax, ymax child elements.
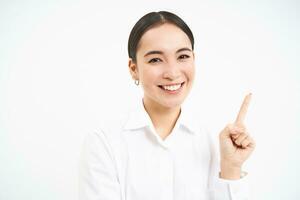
<box><xmin>211</xmin><ymin>171</ymin><xmax>250</xmax><ymax>200</ymax></box>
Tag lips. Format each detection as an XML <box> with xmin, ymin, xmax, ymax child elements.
<box><xmin>158</xmin><ymin>82</ymin><xmax>185</xmax><ymax>92</ymax></box>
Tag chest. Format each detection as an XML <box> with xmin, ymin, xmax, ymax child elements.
<box><xmin>123</xmin><ymin>130</ymin><xmax>211</xmax><ymax>200</ymax></box>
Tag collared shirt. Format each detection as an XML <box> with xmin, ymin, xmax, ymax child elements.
<box><xmin>79</xmin><ymin>100</ymin><xmax>251</xmax><ymax>200</ymax></box>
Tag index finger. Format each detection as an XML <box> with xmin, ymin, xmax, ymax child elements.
<box><xmin>235</xmin><ymin>93</ymin><xmax>252</xmax><ymax>124</ymax></box>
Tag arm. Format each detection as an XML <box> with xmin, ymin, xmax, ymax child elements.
<box><xmin>207</xmin><ymin>94</ymin><xmax>255</xmax><ymax>199</ymax></box>
<box><xmin>79</xmin><ymin>131</ymin><xmax>122</xmax><ymax>200</ymax></box>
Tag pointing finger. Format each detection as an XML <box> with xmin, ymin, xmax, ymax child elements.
<box><xmin>235</xmin><ymin>93</ymin><xmax>252</xmax><ymax>125</ymax></box>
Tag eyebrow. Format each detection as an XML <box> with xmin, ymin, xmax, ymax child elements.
<box><xmin>143</xmin><ymin>47</ymin><xmax>192</xmax><ymax>57</ymax></box>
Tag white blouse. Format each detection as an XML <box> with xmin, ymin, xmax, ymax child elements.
<box><xmin>79</xmin><ymin>100</ymin><xmax>251</xmax><ymax>200</ymax></box>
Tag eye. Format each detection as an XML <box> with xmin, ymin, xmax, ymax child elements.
<box><xmin>148</xmin><ymin>58</ymin><xmax>162</xmax><ymax>64</ymax></box>
<box><xmin>178</xmin><ymin>54</ymin><xmax>190</xmax><ymax>60</ymax></box>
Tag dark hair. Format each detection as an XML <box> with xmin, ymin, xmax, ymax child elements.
<box><xmin>128</xmin><ymin>11</ymin><xmax>194</xmax><ymax>62</ymax></box>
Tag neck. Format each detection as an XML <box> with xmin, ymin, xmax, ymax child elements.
<box><xmin>143</xmin><ymin>98</ymin><xmax>181</xmax><ymax>140</ymax></box>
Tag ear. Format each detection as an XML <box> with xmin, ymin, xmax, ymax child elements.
<box><xmin>128</xmin><ymin>58</ymin><xmax>139</xmax><ymax>80</ymax></box>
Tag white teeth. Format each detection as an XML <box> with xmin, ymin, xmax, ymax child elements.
<box><xmin>162</xmin><ymin>83</ymin><xmax>182</xmax><ymax>91</ymax></box>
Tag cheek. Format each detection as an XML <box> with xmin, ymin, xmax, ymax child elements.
<box><xmin>182</xmin><ymin>63</ymin><xmax>195</xmax><ymax>80</ymax></box>
<box><xmin>190</xmin><ymin>67</ymin><xmax>196</xmax><ymax>79</ymax></box>
<box><xmin>139</xmin><ymin>67</ymin><xmax>162</xmax><ymax>84</ymax></box>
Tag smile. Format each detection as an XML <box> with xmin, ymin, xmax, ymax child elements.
<box><xmin>158</xmin><ymin>82</ymin><xmax>185</xmax><ymax>92</ymax></box>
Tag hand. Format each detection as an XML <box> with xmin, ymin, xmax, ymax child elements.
<box><xmin>219</xmin><ymin>93</ymin><xmax>256</xmax><ymax>179</ymax></box>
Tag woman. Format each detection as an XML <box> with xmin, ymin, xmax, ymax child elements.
<box><xmin>79</xmin><ymin>11</ymin><xmax>255</xmax><ymax>200</ymax></box>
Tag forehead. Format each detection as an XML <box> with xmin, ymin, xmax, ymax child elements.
<box><xmin>137</xmin><ymin>23</ymin><xmax>192</xmax><ymax>54</ymax></box>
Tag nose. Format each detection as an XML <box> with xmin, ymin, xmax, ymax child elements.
<box><xmin>162</xmin><ymin>61</ymin><xmax>181</xmax><ymax>81</ymax></box>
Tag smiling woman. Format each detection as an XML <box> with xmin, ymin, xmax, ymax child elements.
<box><xmin>79</xmin><ymin>11</ymin><xmax>255</xmax><ymax>200</ymax></box>
<box><xmin>129</xmin><ymin>22</ymin><xmax>195</xmax><ymax>112</ymax></box>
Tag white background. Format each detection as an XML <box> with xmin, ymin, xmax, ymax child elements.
<box><xmin>0</xmin><ymin>0</ymin><xmax>299</xmax><ymax>199</ymax></box>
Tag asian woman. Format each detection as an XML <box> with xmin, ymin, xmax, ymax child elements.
<box><xmin>79</xmin><ymin>11</ymin><xmax>255</xmax><ymax>200</ymax></box>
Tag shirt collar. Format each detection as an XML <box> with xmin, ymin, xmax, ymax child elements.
<box><xmin>123</xmin><ymin>99</ymin><xmax>199</xmax><ymax>134</ymax></box>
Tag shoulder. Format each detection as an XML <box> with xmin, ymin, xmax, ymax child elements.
<box><xmin>92</xmin><ymin>110</ymin><xmax>129</xmax><ymax>145</ymax></box>
<box><xmin>180</xmin><ymin>105</ymin><xmax>219</xmax><ymax>153</ymax></box>
<box><xmin>181</xmin><ymin>105</ymin><xmax>212</xmax><ymax>138</ymax></box>
<box><xmin>82</xmin><ymin>110</ymin><xmax>130</xmax><ymax>167</ymax></box>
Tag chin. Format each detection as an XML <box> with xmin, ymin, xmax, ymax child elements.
<box><xmin>160</xmin><ymin>98</ymin><xmax>185</xmax><ymax>109</ymax></box>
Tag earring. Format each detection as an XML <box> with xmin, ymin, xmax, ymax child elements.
<box><xmin>134</xmin><ymin>79</ymin><xmax>139</xmax><ymax>86</ymax></box>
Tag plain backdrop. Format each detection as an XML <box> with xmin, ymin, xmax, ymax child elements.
<box><xmin>0</xmin><ymin>0</ymin><xmax>299</xmax><ymax>199</ymax></box>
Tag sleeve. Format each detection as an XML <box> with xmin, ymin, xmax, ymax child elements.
<box><xmin>207</xmin><ymin>130</ymin><xmax>253</xmax><ymax>200</ymax></box>
<box><xmin>79</xmin><ymin>131</ymin><xmax>122</xmax><ymax>200</ymax></box>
